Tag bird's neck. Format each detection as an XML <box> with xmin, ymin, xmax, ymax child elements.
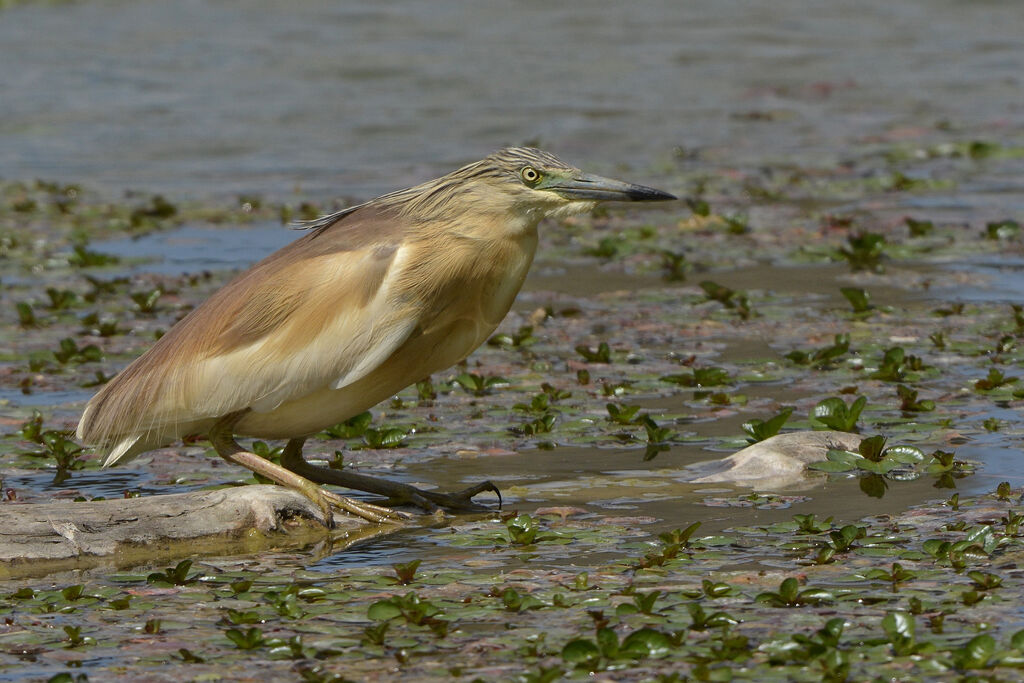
<box><xmin>411</xmin><ymin>208</ymin><xmax>542</xmax><ymax>243</ymax></box>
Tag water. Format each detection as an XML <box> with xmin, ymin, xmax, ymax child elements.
<box><xmin>98</xmin><ymin>222</ymin><xmax>295</xmax><ymax>275</ymax></box>
<box><xmin>2</xmin><ymin>0</ymin><xmax>1021</xmax><ymax>200</ymax></box>
<box><xmin>944</xmin><ymin>257</ymin><xmax>1024</xmax><ymax>304</ymax></box>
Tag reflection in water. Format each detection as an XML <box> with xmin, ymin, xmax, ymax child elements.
<box><xmin>3</xmin><ymin>469</ymin><xmax>163</xmax><ymax>499</ymax></box>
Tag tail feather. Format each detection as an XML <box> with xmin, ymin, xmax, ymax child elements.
<box><xmin>101</xmin><ymin>434</ymin><xmax>144</xmax><ymax>467</ymax></box>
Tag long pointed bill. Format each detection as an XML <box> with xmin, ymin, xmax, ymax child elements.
<box><xmin>548</xmin><ymin>173</ymin><xmax>676</xmax><ymax>202</ymax></box>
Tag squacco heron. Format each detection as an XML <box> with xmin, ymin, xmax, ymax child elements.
<box><xmin>77</xmin><ymin>148</ymin><xmax>675</xmax><ymax>524</ymax></box>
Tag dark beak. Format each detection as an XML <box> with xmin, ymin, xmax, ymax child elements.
<box><xmin>549</xmin><ymin>173</ymin><xmax>676</xmax><ymax>202</ymax></box>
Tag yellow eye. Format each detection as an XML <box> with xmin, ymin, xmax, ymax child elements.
<box><xmin>520</xmin><ymin>166</ymin><xmax>541</xmax><ymax>184</ymax></box>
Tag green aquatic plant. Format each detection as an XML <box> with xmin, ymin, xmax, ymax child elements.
<box><xmin>453</xmin><ymin>371</ymin><xmax>508</xmax><ymax>396</ymax></box>
<box><xmin>994</xmin><ymin>481</ymin><xmax>1014</xmax><ymax>501</ymax></box>
<box><xmin>974</xmin><ymin>367</ymin><xmax>1017</xmax><ymax>391</ymax></box>
<box><xmin>514</xmin><ymin>393</ymin><xmax>553</xmax><ymax>414</ymax></box>
<box><xmin>360</xmin><ymin>426</ymin><xmax>408</xmax><ymax>449</ymax></box>
<box><xmin>984</xmin><ymin>219</ymin><xmax>1020</xmax><ymax>241</ymax></box>
<box><xmin>641</xmin><ymin>416</ymin><xmax>676</xmax><ymax>458</ymax></box>
<box><xmin>560</xmin><ymin>627</ymin><xmax>672</xmax><ymax>670</ymax></box>
<box><xmin>660</xmin><ymin>249</ymin><xmax>687</xmax><ymax>281</ymax></box>
<box><xmin>45</xmin><ymin>287</ymin><xmax>79</xmax><ymax>311</ymax></box>
<box><xmin>506</xmin><ymin>514</ymin><xmax>544</xmax><ymax>546</ymax></box>
<box><xmin>904</xmin><ymin>216</ymin><xmax>934</xmax><ymax>236</ymax></box>
<box><xmin>862</xmin><ymin>562</ymin><xmax>917</xmax><ymax>592</ymax></box>
<box><xmin>896</xmin><ymin>384</ymin><xmax>934</xmax><ymax>412</ymax></box>
<box><xmin>785</xmin><ymin>333</ymin><xmax>850</xmax><ymax>368</ymax></box>
<box><xmin>686</xmin><ymin>196</ymin><xmax>710</xmax><ymax>216</ymax></box>
<box><xmin>494</xmin><ymin>587</ymin><xmax>546</xmax><ymax>612</ymax></box>
<box><xmin>808</xmin><ymin>434</ymin><xmax>924</xmax><ymax>475</ymax></box>
<box><xmin>793</xmin><ymin>513</ymin><xmax>834</xmax><ymax>534</ymax></box>
<box><xmin>52</xmin><ymin>337</ymin><xmax>102</xmax><ymax>365</ymax></box>
<box><xmin>824</xmin><ymin>524</ymin><xmax>867</xmax><ymax>553</ymax></box>
<box><xmin>224</xmin><ymin>626</ymin><xmax>265</xmax><ymax>651</ymax></box>
<box><xmin>130</xmin><ymin>288</ymin><xmax>162</xmax><ymax>313</ymax></box>
<box><xmin>808</xmin><ymin>395</ymin><xmax>866</xmax><ymax>433</ymax></box>
<box><xmin>680</xmin><ymin>579</ymin><xmax>736</xmax><ymax>600</ymax></box>
<box><xmin>880</xmin><ymin>612</ymin><xmax>931</xmax><ymax>657</ymax></box>
<box><xmin>634</xmin><ymin>523</ymin><xmax>701</xmax><ymax>569</ymax></box>
<box><xmin>488</xmin><ymin>324</ymin><xmax>537</xmax><ymax>349</ymax></box>
<box><xmin>685</xmin><ymin>602</ymin><xmax>739</xmax><ymax>631</ymax></box>
<box><xmin>367</xmin><ymin>591</ymin><xmax>445</xmax><ymax>628</ymax></box>
<box><xmin>840</xmin><ymin>286</ymin><xmax>872</xmax><ymax>314</ymax></box>
<box><xmin>837</xmin><ymin>231</ymin><xmax>886</xmax><ymax>272</ymax></box>
<box><xmin>63</xmin><ymin>625</ymin><xmax>95</xmax><ymax>648</ymax></box>
<box><xmin>67</xmin><ymin>243</ymin><xmax>119</xmax><ymax>268</ymax></box>
<box><xmin>660</xmin><ymin>365</ymin><xmax>731</xmax><ymax>388</ymax></box>
<box><xmin>147</xmin><ymin>559</ymin><xmax>201</xmax><ymax>586</ymax></box>
<box><xmin>575</xmin><ymin>341</ymin><xmax>611</xmax><ymax>363</ymax></box>
<box><xmin>741</xmin><ymin>407</ymin><xmax>793</xmax><ymax>443</ymax></box>
<box><xmin>755</xmin><ymin>577</ymin><xmax>832</xmax><ymax>608</ymax></box>
<box><xmin>517</xmin><ymin>412</ymin><xmax>556</xmax><ymax>436</ymax></box>
<box><xmin>615</xmin><ymin>590</ymin><xmax>661</xmax><ymax>616</ymax></box>
<box><xmin>15</xmin><ymin>301</ymin><xmax>39</xmax><ymax>327</ymax></box>
<box><xmin>699</xmin><ymin>280</ymin><xmax>752</xmax><ymax>319</ymax></box>
<box><xmin>321</xmin><ymin>411</ymin><xmax>372</xmax><ymax>439</ymax></box>
<box><xmin>25</xmin><ymin>430</ymin><xmax>86</xmax><ymax>478</ymax></box>
<box><xmin>605</xmin><ymin>402</ymin><xmax>643</xmax><ymax>425</ymax></box>
<box><xmin>129</xmin><ymin>194</ymin><xmax>178</xmax><ymax>228</ymax></box>
<box><xmin>391</xmin><ymin>560</ymin><xmax>421</xmax><ymax>586</ymax></box>
<box><xmin>584</xmin><ymin>235</ymin><xmax>629</xmax><ymax>260</ymax></box>
<box><xmin>983</xmin><ymin>417</ymin><xmax>1002</xmax><ymax>432</ymax></box>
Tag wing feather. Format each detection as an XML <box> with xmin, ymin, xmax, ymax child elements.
<box><xmin>78</xmin><ymin>205</ymin><xmax>413</xmax><ymax>460</ymax></box>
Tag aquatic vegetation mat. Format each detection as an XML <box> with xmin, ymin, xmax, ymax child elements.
<box><xmin>3</xmin><ymin>491</ymin><xmax>1024</xmax><ymax>680</ymax></box>
<box><xmin>1</xmin><ymin>122</ymin><xmax>1024</xmax><ymax>680</ymax></box>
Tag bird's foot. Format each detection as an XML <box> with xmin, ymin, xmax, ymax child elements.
<box><xmin>385</xmin><ymin>480</ymin><xmax>502</xmax><ymax>514</ymax></box>
<box><xmin>277</xmin><ymin>439</ymin><xmax>501</xmax><ymax>516</ymax></box>
<box><xmin>304</xmin><ymin>482</ymin><xmax>412</xmax><ymax>527</ymax></box>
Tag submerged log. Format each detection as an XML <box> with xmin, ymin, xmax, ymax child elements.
<box><xmin>0</xmin><ymin>485</ymin><xmax>401</xmax><ymax>579</ymax></box>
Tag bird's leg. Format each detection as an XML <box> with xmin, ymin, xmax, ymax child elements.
<box><xmin>280</xmin><ymin>438</ymin><xmax>501</xmax><ymax>514</ymax></box>
<box><xmin>208</xmin><ymin>411</ymin><xmax>403</xmax><ymax>527</ymax></box>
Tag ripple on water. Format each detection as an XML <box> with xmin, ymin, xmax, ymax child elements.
<box><xmin>4</xmin><ymin>469</ymin><xmax>163</xmax><ymax>500</ymax></box>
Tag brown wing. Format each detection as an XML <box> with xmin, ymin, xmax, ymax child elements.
<box><xmin>77</xmin><ymin>205</ymin><xmax>415</xmax><ymax>464</ymax></box>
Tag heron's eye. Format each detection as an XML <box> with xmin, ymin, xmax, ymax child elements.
<box><xmin>520</xmin><ymin>166</ymin><xmax>542</xmax><ymax>185</ymax></box>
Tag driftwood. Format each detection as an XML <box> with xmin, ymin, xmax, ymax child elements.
<box><xmin>0</xmin><ymin>485</ymin><xmax>402</xmax><ymax>579</ymax></box>
<box><xmin>0</xmin><ymin>431</ymin><xmax>863</xmax><ymax>578</ymax></box>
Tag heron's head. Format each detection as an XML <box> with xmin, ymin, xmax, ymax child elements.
<box><xmin>473</xmin><ymin>147</ymin><xmax>676</xmax><ymax>221</ymax></box>
<box><xmin>383</xmin><ymin>147</ymin><xmax>675</xmax><ymax>230</ymax></box>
